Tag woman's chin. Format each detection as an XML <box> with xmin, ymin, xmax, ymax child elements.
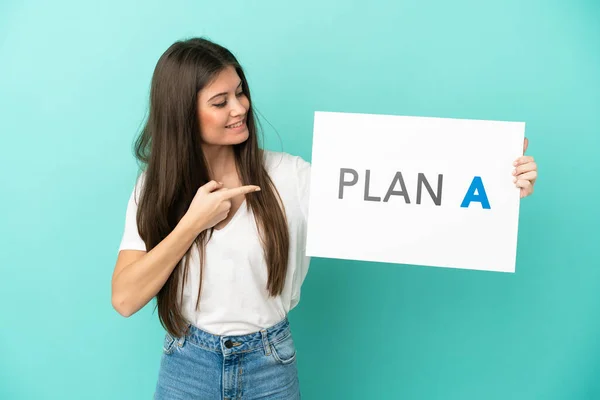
<box><xmin>202</xmin><ymin>129</ymin><xmax>250</xmax><ymax>147</ymax></box>
<box><xmin>216</xmin><ymin>132</ymin><xmax>249</xmax><ymax>147</ymax></box>
<box><xmin>230</xmin><ymin>129</ymin><xmax>250</xmax><ymax>144</ymax></box>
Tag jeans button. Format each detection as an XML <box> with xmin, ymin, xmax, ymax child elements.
<box><xmin>224</xmin><ymin>339</ymin><xmax>233</xmax><ymax>349</ymax></box>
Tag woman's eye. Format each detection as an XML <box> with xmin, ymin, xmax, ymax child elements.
<box><xmin>214</xmin><ymin>92</ymin><xmax>243</xmax><ymax>107</ymax></box>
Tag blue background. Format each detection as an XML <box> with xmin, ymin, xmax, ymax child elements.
<box><xmin>1</xmin><ymin>0</ymin><xmax>599</xmax><ymax>398</ymax></box>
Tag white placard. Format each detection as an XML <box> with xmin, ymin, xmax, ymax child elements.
<box><xmin>306</xmin><ymin>111</ymin><xmax>525</xmax><ymax>273</ymax></box>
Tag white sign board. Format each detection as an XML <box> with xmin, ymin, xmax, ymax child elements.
<box><xmin>306</xmin><ymin>111</ymin><xmax>525</xmax><ymax>273</ymax></box>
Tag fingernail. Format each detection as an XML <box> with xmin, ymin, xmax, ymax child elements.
<box><xmin>218</xmin><ymin>181</ymin><xmax>223</xmax><ymax>185</ymax></box>
<box><xmin>512</xmin><ymin>170</ymin><xmax>516</xmax><ymax>175</ymax></box>
<box><xmin>255</xmin><ymin>187</ymin><xmax>261</xmax><ymax>191</ymax></box>
<box><xmin>513</xmin><ymin>161</ymin><xmax>518</xmax><ymax>166</ymax></box>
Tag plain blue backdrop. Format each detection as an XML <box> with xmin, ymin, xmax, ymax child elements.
<box><xmin>1</xmin><ymin>0</ymin><xmax>599</xmax><ymax>399</ymax></box>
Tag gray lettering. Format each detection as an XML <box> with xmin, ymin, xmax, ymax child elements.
<box><xmin>364</xmin><ymin>170</ymin><xmax>381</xmax><ymax>202</ymax></box>
<box><xmin>338</xmin><ymin>168</ymin><xmax>358</xmax><ymax>199</ymax></box>
<box><xmin>383</xmin><ymin>171</ymin><xmax>411</xmax><ymax>203</ymax></box>
<box><xmin>416</xmin><ymin>173</ymin><xmax>443</xmax><ymax>206</ymax></box>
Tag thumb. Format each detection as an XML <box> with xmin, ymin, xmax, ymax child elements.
<box><xmin>523</xmin><ymin>137</ymin><xmax>529</xmax><ymax>154</ymax></box>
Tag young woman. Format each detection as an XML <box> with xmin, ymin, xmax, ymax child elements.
<box><xmin>111</xmin><ymin>37</ymin><xmax>538</xmax><ymax>399</ymax></box>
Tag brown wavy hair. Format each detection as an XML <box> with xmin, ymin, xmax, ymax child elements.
<box><xmin>133</xmin><ymin>37</ymin><xmax>289</xmax><ymax>337</ymax></box>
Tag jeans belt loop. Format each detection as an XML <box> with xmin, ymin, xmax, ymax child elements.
<box><xmin>260</xmin><ymin>329</ymin><xmax>271</xmax><ymax>356</ymax></box>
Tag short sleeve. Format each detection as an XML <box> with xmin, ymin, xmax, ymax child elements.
<box><xmin>294</xmin><ymin>156</ymin><xmax>311</xmax><ymax>222</ymax></box>
<box><xmin>118</xmin><ymin>174</ymin><xmax>147</xmax><ymax>252</ymax></box>
<box><xmin>290</xmin><ymin>155</ymin><xmax>312</xmax><ymax>308</ymax></box>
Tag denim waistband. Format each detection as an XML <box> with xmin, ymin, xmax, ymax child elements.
<box><xmin>180</xmin><ymin>318</ymin><xmax>291</xmax><ymax>356</ymax></box>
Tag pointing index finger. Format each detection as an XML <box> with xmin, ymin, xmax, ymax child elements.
<box><xmin>220</xmin><ymin>185</ymin><xmax>261</xmax><ymax>199</ymax></box>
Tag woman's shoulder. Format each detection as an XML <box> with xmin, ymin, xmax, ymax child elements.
<box><xmin>261</xmin><ymin>149</ymin><xmax>311</xmax><ymax>175</ymax></box>
<box><xmin>261</xmin><ymin>149</ymin><xmax>311</xmax><ymax>214</ymax></box>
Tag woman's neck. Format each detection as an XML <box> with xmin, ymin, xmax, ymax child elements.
<box><xmin>202</xmin><ymin>144</ymin><xmax>238</xmax><ymax>182</ymax></box>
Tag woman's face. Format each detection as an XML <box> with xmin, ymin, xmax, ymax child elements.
<box><xmin>197</xmin><ymin>66</ymin><xmax>250</xmax><ymax>147</ymax></box>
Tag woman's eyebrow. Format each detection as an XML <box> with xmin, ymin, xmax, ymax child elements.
<box><xmin>208</xmin><ymin>81</ymin><xmax>243</xmax><ymax>102</ymax></box>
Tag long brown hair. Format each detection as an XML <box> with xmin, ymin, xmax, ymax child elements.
<box><xmin>133</xmin><ymin>37</ymin><xmax>289</xmax><ymax>337</ymax></box>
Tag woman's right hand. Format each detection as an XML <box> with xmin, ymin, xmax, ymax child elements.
<box><xmin>183</xmin><ymin>180</ymin><xmax>261</xmax><ymax>233</ymax></box>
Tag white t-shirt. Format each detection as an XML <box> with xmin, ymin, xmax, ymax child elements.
<box><xmin>118</xmin><ymin>150</ymin><xmax>312</xmax><ymax>335</ymax></box>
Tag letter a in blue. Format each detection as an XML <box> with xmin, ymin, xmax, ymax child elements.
<box><xmin>460</xmin><ymin>176</ymin><xmax>491</xmax><ymax>209</ymax></box>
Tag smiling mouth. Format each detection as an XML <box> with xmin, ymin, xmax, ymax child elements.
<box><xmin>226</xmin><ymin>120</ymin><xmax>245</xmax><ymax>129</ymax></box>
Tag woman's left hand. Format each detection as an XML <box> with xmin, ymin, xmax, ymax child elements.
<box><xmin>513</xmin><ymin>137</ymin><xmax>537</xmax><ymax>199</ymax></box>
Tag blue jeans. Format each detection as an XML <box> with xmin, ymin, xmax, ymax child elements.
<box><xmin>154</xmin><ymin>318</ymin><xmax>301</xmax><ymax>399</ymax></box>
